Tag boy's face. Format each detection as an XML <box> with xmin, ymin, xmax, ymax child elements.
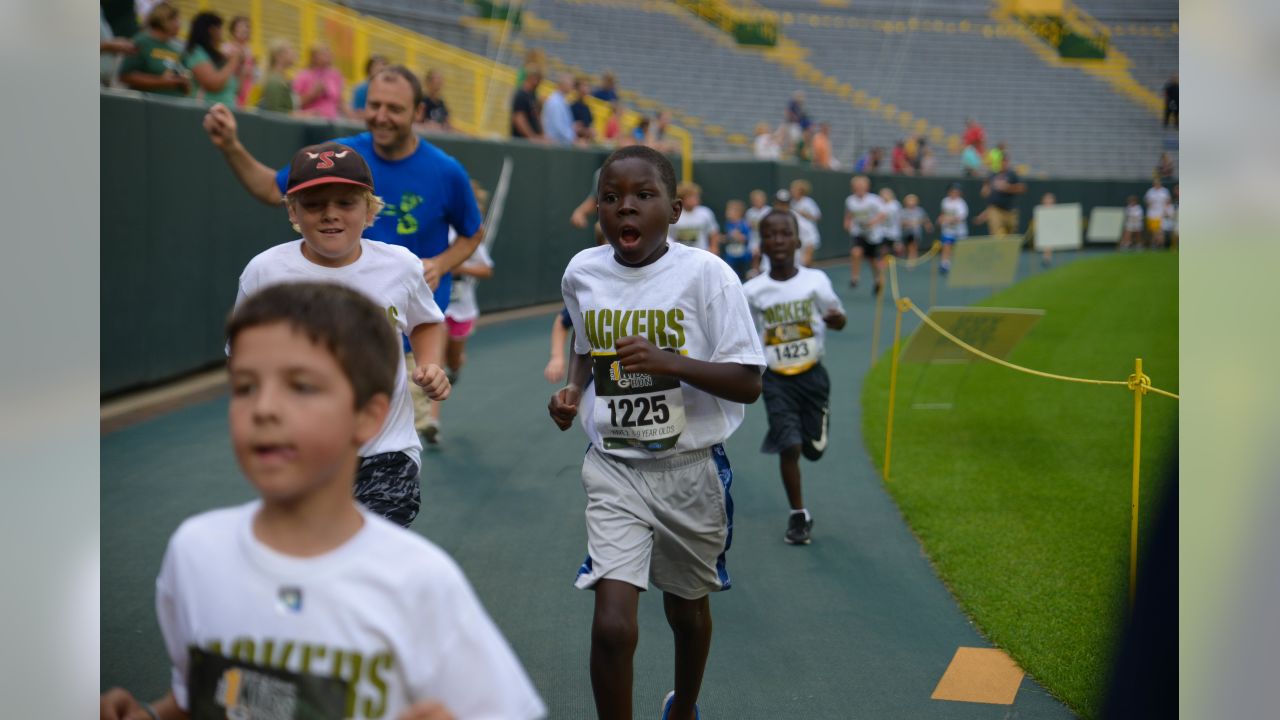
<box><xmin>597</xmin><ymin>157</ymin><xmax>680</xmax><ymax>267</ymax></box>
<box><xmin>760</xmin><ymin>213</ymin><xmax>799</xmax><ymax>268</ymax></box>
<box><xmin>228</xmin><ymin>323</ymin><xmax>385</xmax><ymax>505</ymax></box>
<box><xmin>750</xmin><ymin>192</ymin><xmax>765</xmax><ymax>208</ymax></box>
<box><xmin>287</xmin><ymin>185</ymin><xmax>374</xmax><ymax>267</ymax></box>
<box><xmin>726</xmin><ymin>204</ymin><xmax>743</xmax><ymax>221</ymax></box>
<box><xmin>853</xmin><ymin>178</ymin><xmax>869</xmax><ymax>196</ymax></box>
<box><xmin>904</xmin><ymin>196</ymin><xmax>918</xmax><ymax>208</ymax></box>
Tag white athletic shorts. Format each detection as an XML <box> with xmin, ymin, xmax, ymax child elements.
<box><xmin>575</xmin><ymin>444</ymin><xmax>734</xmax><ymax>600</ymax></box>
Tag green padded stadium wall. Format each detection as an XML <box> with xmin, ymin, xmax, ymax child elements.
<box><xmin>100</xmin><ymin>91</ymin><xmax>1162</xmax><ymax>395</ymax></box>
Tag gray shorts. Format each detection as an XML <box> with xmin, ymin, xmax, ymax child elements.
<box><xmin>575</xmin><ymin>444</ymin><xmax>734</xmax><ymax>600</ymax></box>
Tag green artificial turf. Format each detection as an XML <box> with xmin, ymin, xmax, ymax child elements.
<box><xmin>862</xmin><ymin>253</ymin><xmax>1178</xmax><ymax>719</ymax></box>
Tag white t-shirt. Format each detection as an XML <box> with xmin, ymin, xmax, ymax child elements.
<box><xmin>235</xmin><ymin>239</ymin><xmax>443</xmax><ymax>468</ymax></box>
<box><xmin>939</xmin><ymin>197</ymin><xmax>970</xmax><ymax>239</ymax></box>
<box><xmin>901</xmin><ymin>206</ymin><xmax>928</xmax><ymax>234</ymax></box>
<box><xmin>792</xmin><ymin>196</ymin><xmax>822</xmax><ymax>251</ymax></box>
<box><xmin>1163</xmin><ymin>201</ymin><xmax>1178</xmax><ymax>231</ymax></box>
<box><xmin>445</xmin><ymin>229</ymin><xmax>494</xmax><ymax>323</ymax></box>
<box><xmin>562</xmin><ymin>242</ymin><xmax>766</xmax><ymax>459</ymax></box>
<box><xmin>743</xmin><ymin>267</ymin><xmax>844</xmax><ymax>375</ymax></box>
<box><xmin>156</xmin><ymin>501</ymin><xmax>547</xmax><ymax>720</ymax></box>
<box><xmin>878</xmin><ymin>199</ymin><xmax>902</xmax><ymax>241</ymax></box>
<box><xmin>1125</xmin><ymin>203</ymin><xmax>1145</xmax><ymax>231</ymax></box>
<box><xmin>668</xmin><ymin>205</ymin><xmax>719</xmax><ymax>251</ymax></box>
<box><xmin>1145</xmin><ymin>186</ymin><xmax>1172</xmax><ymax>220</ymax></box>
<box><xmin>753</xmin><ymin>133</ymin><xmax>781</xmax><ymax>160</ymax></box>
<box><xmin>844</xmin><ymin>193</ymin><xmax>886</xmax><ymax>239</ymax></box>
<box><xmin>744</xmin><ymin>205</ymin><xmax>771</xmax><ymax>253</ymax></box>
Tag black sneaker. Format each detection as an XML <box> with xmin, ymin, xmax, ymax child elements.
<box><xmin>421</xmin><ymin>420</ymin><xmax>440</xmax><ymax>446</ymax></box>
<box><xmin>785</xmin><ymin>513</ymin><xmax>813</xmax><ymax>545</ymax></box>
<box><xmin>849</xmin><ymin>278</ymin><xmax>859</xmax><ymax>288</ymax></box>
<box><xmin>873</xmin><ymin>281</ymin><xmax>882</xmax><ymax>296</ymax></box>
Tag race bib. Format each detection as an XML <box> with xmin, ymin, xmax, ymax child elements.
<box><xmin>764</xmin><ymin>321</ymin><xmax>819</xmax><ymax>375</ymax></box>
<box><xmin>187</xmin><ymin>646</ymin><xmax>349</xmax><ymax>720</ymax></box>
<box><xmin>592</xmin><ymin>351</ymin><xmax>686</xmax><ymax>451</ymax></box>
<box><xmin>724</xmin><ymin>241</ymin><xmax>747</xmax><ymax>258</ymax></box>
<box><xmin>674</xmin><ymin>227</ymin><xmax>701</xmax><ymax>246</ymax></box>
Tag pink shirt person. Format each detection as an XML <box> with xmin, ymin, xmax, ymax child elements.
<box><xmin>293</xmin><ymin>46</ymin><xmax>344</xmax><ymax>119</ymax></box>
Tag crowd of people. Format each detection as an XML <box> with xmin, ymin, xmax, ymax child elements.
<box><xmin>100</xmin><ymin>1</ymin><xmax>460</xmax><ymax>134</ymax></box>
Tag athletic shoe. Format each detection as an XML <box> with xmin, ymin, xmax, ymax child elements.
<box><xmin>939</xmin><ymin>262</ymin><xmax>950</xmax><ymax>276</ymax></box>
<box><xmin>849</xmin><ymin>278</ymin><xmax>859</xmax><ymax>288</ymax></box>
<box><xmin>445</xmin><ymin>368</ymin><xmax>459</xmax><ymax>385</ymax></box>
<box><xmin>785</xmin><ymin>512</ymin><xmax>813</xmax><ymax>545</ymax></box>
<box><xmin>873</xmin><ymin>281</ymin><xmax>882</xmax><ymax>296</ymax></box>
<box><xmin>660</xmin><ymin>691</ymin><xmax>700</xmax><ymax>720</ymax></box>
<box><xmin>421</xmin><ymin>420</ymin><xmax>440</xmax><ymax>445</ymax></box>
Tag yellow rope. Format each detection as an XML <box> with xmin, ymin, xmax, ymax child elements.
<box><xmin>904</xmin><ymin>241</ymin><xmax>940</xmax><ymax>269</ymax></box>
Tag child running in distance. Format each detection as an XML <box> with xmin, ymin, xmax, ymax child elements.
<box><xmin>722</xmin><ymin>199</ymin><xmax>753</xmax><ymax>281</ymax></box>
<box><xmin>549</xmin><ymin>146</ymin><xmax>765</xmax><ymax>720</ymax></box>
<box><xmin>1120</xmin><ymin>195</ymin><xmax>1144</xmax><ymax>251</ymax></box>
<box><xmin>843</xmin><ymin>175</ymin><xmax>887</xmax><ymax>293</ymax></box>
<box><xmin>938</xmin><ymin>183</ymin><xmax>969</xmax><ymax>275</ymax></box>
<box><xmin>230</xmin><ymin>142</ymin><xmax>450</xmax><ymax>528</ymax></box>
<box><xmin>668</xmin><ymin>181</ymin><xmax>721</xmax><ymax>254</ymax></box>
<box><xmin>99</xmin><ymin>282</ymin><xmax>545</xmax><ymax>720</ymax></box>
<box><xmin>743</xmin><ymin>210</ymin><xmax>846</xmax><ymax>545</ymax></box>
<box><xmin>878</xmin><ymin>187</ymin><xmax>903</xmax><ymax>259</ymax></box>
<box><xmin>419</xmin><ymin>181</ymin><xmax>493</xmax><ymax>445</ymax></box>
<box><xmin>900</xmin><ymin>193</ymin><xmax>933</xmax><ymax>262</ymax></box>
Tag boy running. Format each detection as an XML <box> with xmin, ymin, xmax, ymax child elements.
<box><xmin>843</xmin><ymin>175</ymin><xmax>887</xmax><ymax>292</ymax></box>
<box><xmin>233</xmin><ymin>142</ymin><xmax>449</xmax><ymax>528</ymax></box>
<box><xmin>938</xmin><ymin>183</ymin><xmax>970</xmax><ymax>275</ymax></box>
<box><xmin>548</xmin><ymin>146</ymin><xmax>765</xmax><ymax>720</ymax></box>
<box><xmin>743</xmin><ymin>210</ymin><xmax>846</xmax><ymax>544</ymax></box>
<box><xmin>100</xmin><ymin>282</ymin><xmax>545</xmax><ymax>720</ymax></box>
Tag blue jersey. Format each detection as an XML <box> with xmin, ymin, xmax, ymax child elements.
<box><xmin>275</xmin><ymin>132</ymin><xmax>483</xmax><ymax>313</ymax></box>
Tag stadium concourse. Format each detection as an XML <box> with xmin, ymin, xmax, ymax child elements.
<box><xmin>102</xmin><ymin>252</ymin><xmax>1088</xmax><ymax>718</ymax></box>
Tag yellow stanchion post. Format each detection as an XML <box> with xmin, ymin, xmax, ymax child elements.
<box><xmin>929</xmin><ymin>251</ymin><xmax>938</xmax><ymax>309</ymax></box>
<box><xmin>1128</xmin><ymin>357</ymin><xmax>1146</xmax><ymax>609</ymax></box>
<box><xmin>870</xmin><ymin>274</ymin><xmax>885</xmax><ymax>362</ymax></box>
<box><xmin>884</xmin><ymin>298</ymin><xmax>909</xmax><ymax>481</ymax></box>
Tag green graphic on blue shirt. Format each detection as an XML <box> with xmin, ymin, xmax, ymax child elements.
<box><xmin>381</xmin><ymin>192</ymin><xmax>423</xmax><ymax>235</ymax></box>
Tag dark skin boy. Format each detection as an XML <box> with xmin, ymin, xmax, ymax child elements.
<box><xmin>548</xmin><ymin>156</ymin><xmax>761</xmax><ymax>720</ymax></box>
<box><xmin>758</xmin><ymin>212</ymin><xmax>846</xmax><ymax>513</ymax></box>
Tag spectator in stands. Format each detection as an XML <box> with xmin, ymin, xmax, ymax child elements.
<box><xmin>753</xmin><ymin>122</ymin><xmax>782</xmax><ymax>160</ymax></box>
<box><xmin>515</xmin><ymin>48</ymin><xmax>545</xmax><ymax>88</ymax></box>
<box><xmin>853</xmin><ymin>147</ymin><xmax>883</xmax><ymax>174</ymax></box>
<box><xmin>920</xmin><ymin>145</ymin><xmax>938</xmax><ymax>175</ymax></box>
<box><xmin>986</xmin><ymin>141</ymin><xmax>1006</xmax><ymax>173</ymax></box>
<box><xmin>649</xmin><ymin>111</ymin><xmax>677</xmax><ymax>153</ymax></box>
<box><xmin>293</xmin><ymin>45</ymin><xmax>344</xmax><ymax>119</ymax></box>
<box><xmin>1163</xmin><ymin>73</ymin><xmax>1178</xmax><ymax>128</ymax></box>
<box><xmin>890</xmin><ymin>140</ymin><xmax>914</xmax><ymax>175</ymax></box>
<box><xmin>256</xmin><ymin>38</ymin><xmax>296</xmax><ymax>114</ymax></box>
<box><xmin>602</xmin><ymin>100</ymin><xmax>624</xmax><ymax>144</ymax></box>
<box><xmin>510</xmin><ymin>69</ymin><xmax>545</xmax><ymax>142</ymax></box>
<box><xmin>962</xmin><ymin>117</ymin><xmax>986</xmax><ymax>153</ymax></box>
<box><xmin>787</xmin><ymin>90</ymin><xmax>812</xmax><ymax>132</ymax></box>
<box><xmin>351</xmin><ymin>55</ymin><xmax>388</xmax><ymax>113</ymax></box>
<box><xmin>811</xmin><ymin>122</ymin><xmax>834</xmax><ymax>169</ymax></box>
<box><xmin>542</xmin><ymin>74</ymin><xmax>577</xmax><ymax>145</ymax></box>
<box><xmin>570</xmin><ymin>76</ymin><xmax>595</xmax><ymax>143</ymax></box>
<box><xmin>977</xmin><ymin>155</ymin><xmax>1026</xmax><ymax>237</ymax></box>
<box><xmin>592</xmin><ymin>70</ymin><xmax>619</xmax><ymax>103</ymax></box>
<box><xmin>184</xmin><ymin>12</ymin><xmax>244</xmax><ymax>106</ymax></box>
<box><xmin>119</xmin><ymin>2</ymin><xmax>190</xmax><ymax>97</ymax></box>
<box><xmin>419</xmin><ymin>69</ymin><xmax>454</xmax><ymax>133</ymax></box>
<box><xmin>961</xmin><ymin>141</ymin><xmax>984</xmax><ymax>177</ymax></box>
<box><xmin>224</xmin><ymin>16</ymin><xmax>255</xmax><ymax>107</ymax></box>
<box><xmin>100</xmin><ymin>7</ymin><xmax>136</xmax><ymax>87</ymax></box>
<box><xmin>632</xmin><ymin>116</ymin><xmax>651</xmax><ymax>145</ymax></box>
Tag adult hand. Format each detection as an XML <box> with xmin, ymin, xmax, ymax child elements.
<box><xmin>413</xmin><ymin>363</ymin><xmax>451</xmax><ymax>401</ymax></box>
<box><xmin>397</xmin><ymin>700</ymin><xmax>455</xmax><ymax>720</ymax></box>
<box><xmin>614</xmin><ymin>336</ymin><xmax>675</xmax><ymax>376</ymax></box>
<box><xmin>421</xmin><ymin>258</ymin><xmax>441</xmax><ymax>291</ymax></box>
<box><xmin>102</xmin><ymin>38</ymin><xmax>137</xmax><ymax>55</ymax></box>
<box><xmin>548</xmin><ymin>384</ymin><xmax>581</xmax><ymax>431</ymax></box>
<box><xmin>203</xmin><ymin>103</ymin><xmax>239</xmax><ymax>151</ymax></box>
<box><xmin>570</xmin><ymin>207</ymin><xmax>590</xmax><ymax>229</ymax></box>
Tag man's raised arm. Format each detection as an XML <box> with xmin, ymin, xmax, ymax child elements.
<box><xmin>202</xmin><ymin>103</ymin><xmax>283</xmax><ymax>206</ymax></box>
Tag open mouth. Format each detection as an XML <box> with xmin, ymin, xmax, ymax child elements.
<box><xmin>617</xmin><ymin>226</ymin><xmax>642</xmax><ymax>247</ymax></box>
<box><xmin>253</xmin><ymin>443</ymin><xmax>297</xmax><ymax>463</ymax></box>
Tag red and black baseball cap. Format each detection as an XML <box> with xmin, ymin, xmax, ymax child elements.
<box><xmin>285</xmin><ymin>142</ymin><xmax>374</xmax><ymax>195</ymax></box>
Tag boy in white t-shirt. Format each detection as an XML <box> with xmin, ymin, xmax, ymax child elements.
<box><xmin>900</xmin><ymin>193</ymin><xmax>933</xmax><ymax>261</ymax></box>
<box><xmin>419</xmin><ymin>182</ymin><xmax>494</xmax><ymax>445</ymax></box>
<box><xmin>743</xmin><ymin>210</ymin><xmax>846</xmax><ymax>545</ymax></box>
<box><xmin>232</xmin><ymin>143</ymin><xmax>450</xmax><ymax>528</ymax></box>
<box><xmin>790</xmin><ymin>178</ymin><xmax>823</xmax><ymax>262</ymax></box>
<box><xmin>100</xmin><ymin>282</ymin><xmax>546</xmax><ymax>720</ymax></box>
<box><xmin>548</xmin><ymin>146</ymin><xmax>766</xmax><ymax>720</ymax></box>
<box><xmin>938</xmin><ymin>183</ymin><xmax>970</xmax><ymax>275</ymax></box>
<box><xmin>668</xmin><ymin>181</ymin><xmax>721</xmax><ymax>253</ymax></box>
<box><xmin>878</xmin><ymin>187</ymin><xmax>903</xmax><ymax>258</ymax></box>
<box><xmin>843</xmin><ymin>174</ymin><xmax>887</xmax><ymax>293</ymax></box>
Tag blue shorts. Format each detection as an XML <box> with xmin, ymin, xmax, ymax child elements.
<box><xmin>940</xmin><ymin>235</ymin><xmax>958</xmax><ymax>246</ymax></box>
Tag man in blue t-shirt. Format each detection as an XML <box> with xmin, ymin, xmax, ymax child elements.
<box><xmin>202</xmin><ymin>65</ymin><xmax>483</xmax><ymax>313</ymax></box>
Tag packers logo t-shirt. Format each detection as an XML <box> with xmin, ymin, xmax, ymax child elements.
<box><xmin>743</xmin><ymin>267</ymin><xmax>845</xmax><ymax>375</ymax></box>
<box><xmin>561</xmin><ymin>242</ymin><xmax>766</xmax><ymax>459</ymax></box>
